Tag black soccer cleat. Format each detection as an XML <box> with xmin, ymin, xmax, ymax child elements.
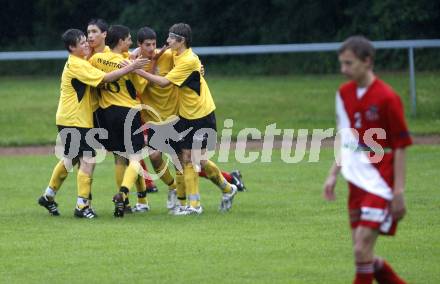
<box><xmin>123</xmin><ymin>196</ymin><xmax>133</xmax><ymax>214</ymax></box>
<box><xmin>112</xmin><ymin>193</ymin><xmax>125</xmax><ymax>218</ymax></box>
<box><xmin>230</xmin><ymin>170</ymin><xmax>246</xmax><ymax>192</ymax></box>
<box><xmin>74</xmin><ymin>206</ymin><xmax>97</xmax><ymax>219</ymax></box>
<box><xmin>146</xmin><ymin>186</ymin><xmax>159</xmax><ymax>193</ymax></box>
<box><xmin>38</xmin><ymin>195</ymin><xmax>60</xmax><ymax>216</ymax></box>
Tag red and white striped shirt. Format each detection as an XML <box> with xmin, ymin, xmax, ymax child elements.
<box><xmin>336</xmin><ymin>78</ymin><xmax>412</xmax><ymax>200</ymax></box>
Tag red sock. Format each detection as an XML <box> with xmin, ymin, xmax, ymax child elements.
<box><xmin>374</xmin><ymin>258</ymin><xmax>407</xmax><ymax>284</ymax></box>
<box><xmin>198</xmin><ymin>170</ymin><xmax>207</xmax><ymax>178</ymax></box>
<box><xmin>198</xmin><ymin>170</ymin><xmax>233</xmax><ymax>183</ymax></box>
<box><xmin>221</xmin><ymin>171</ymin><xmax>232</xmax><ymax>183</ymax></box>
<box><xmin>354</xmin><ymin>262</ymin><xmax>374</xmax><ymax>284</ymax></box>
<box><xmin>140</xmin><ymin>159</ymin><xmax>155</xmax><ymax>188</ymax></box>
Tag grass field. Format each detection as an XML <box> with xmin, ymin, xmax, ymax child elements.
<box><xmin>0</xmin><ymin>72</ymin><xmax>439</xmax><ymax>146</ymax></box>
<box><xmin>0</xmin><ymin>146</ymin><xmax>439</xmax><ymax>283</ymax></box>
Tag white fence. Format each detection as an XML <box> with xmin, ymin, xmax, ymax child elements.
<box><xmin>1</xmin><ymin>39</ymin><xmax>440</xmax><ymax>115</ymax></box>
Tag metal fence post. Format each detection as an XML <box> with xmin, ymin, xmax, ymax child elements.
<box><xmin>408</xmin><ymin>47</ymin><xmax>417</xmax><ymax>116</ymax></box>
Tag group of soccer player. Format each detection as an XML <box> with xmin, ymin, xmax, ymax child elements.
<box><xmin>38</xmin><ymin>19</ymin><xmax>245</xmax><ymax>219</ymax></box>
<box><xmin>37</xmin><ymin>18</ymin><xmax>411</xmax><ymax>283</ymax></box>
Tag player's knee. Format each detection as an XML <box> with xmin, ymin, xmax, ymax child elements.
<box><xmin>114</xmin><ymin>154</ymin><xmax>127</xmax><ymax>165</ymax></box>
<box><xmin>354</xmin><ymin>243</ymin><xmax>365</xmax><ymax>260</ymax></box>
<box><xmin>353</xmin><ymin>237</ymin><xmax>372</xmax><ymax>260</ymax></box>
<box><xmin>149</xmin><ymin>152</ymin><xmax>163</xmax><ymax>168</ymax></box>
<box><xmin>79</xmin><ymin>159</ymin><xmax>95</xmax><ymax>175</ymax></box>
<box><xmin>199</xmin><ymin>159</ymin><xmax>208</xmax><ymax>169</ymax></box>
<box><xmin>181</xmin><ymin>150</ymin><xmax>192</xmax><ymax>165</ymax></box>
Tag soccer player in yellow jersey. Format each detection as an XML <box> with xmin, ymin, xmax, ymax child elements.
<box><xmin>87</xmin><ymin>20</ymin><xmax>157</xmax><ymax>212</ymax></box>
<box><xmin>89</xmin><ymin>25</ymin><xmax>150</xmax><ymax>217</ymax></box>
<box><xmin>133</xmin><ymin>26</ymin><xmax>245</xmax><ymax>213</ymax></box>
<box><xmin>134</xmin><ymin>27</ymin><xmax>180</xmax><ymax>211</ymax></box>
<box><xmin>38</xmin><ymin>28</ymin><xmax>148</xmax><ymax>218</ymax></box>
<box><xmin>87</xmin><ymin>18</ymin><xmax>110</xmax><ymax>131</ymax></box>
<box><xmin>133</xmin><ymin>23</ymin><xmax>238</xmax><ymax>215</ymax></box>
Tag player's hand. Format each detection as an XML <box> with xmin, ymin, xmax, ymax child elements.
<box><xmin>130</xmin><ymin>47</ymin><xmax>141</xmax><ymax>60</ymax></box>
<box><xmin>323</xmin><ymin>174</ymin><xmax>337</xmax><ymax>201</ymax></box>
<box><xmin>120</xmin><ymin>59</ymin><xmax>130</xmax><ymax>68</ymax></box>
<box><xmin>152</xmin><ymin>44</ymin><xmax>169</xmax><ymax>61</ymax></box>
<box><xmin>391</xmin><ymin>192</ymin><xmax>406</xmax><ymax>220</ymax></box>
<box><xmin>201</xmin><ymin>64</ymin><xmax>205</xmax><ymax>76</ymax></box>
<box><xmin>130</xmin><ymin>57</ymin><xmax>150</xmax><ymax>70</ymax></box>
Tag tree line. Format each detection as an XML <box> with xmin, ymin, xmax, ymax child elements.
<box><xmin>1</xmin><ymin>0</ymin><xmax>438</xmax><ymax>51</ymax></box>
<box><xmin>1</xmin><ymin>0</ymin><xmax>438</xmax><ymax>75</ymax></box>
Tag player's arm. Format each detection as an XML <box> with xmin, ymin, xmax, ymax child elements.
<box><xmin>391</xmin><ymin>148</ymin><xmax>406</xmax><ymax>220</ymax></box>
<box><xmin>134</xmin><ymin>69</ymin><xmax>171</xmax><ymax>87</ymax></box>
<box><xmin>102</xmin><ymin>57</ymin><xmax>149</xmax><ymax>83</ymax></box>
<box><xmin>323</xmin><ymin>160</ymin><xmax>341</xmax><ymax>201</ymax></box>
<box><xmin>386</xmin><ymin>95</ymin><xmax>412</xmax><ymax>221</ymax></box>
<box><xmin>120</xmin><ymin>58</ymin><xmax>171</xmax><ymax>87</ymax></box>
<box><xmin>323</xmin><ymin>91</ymin><xmax>345</xmax><ymax>201</ymax></box>
<box><xmin>149</xmin><ymin>45</ymin><xmax>170</xmax><ymax>74</ymax></box>
<box><xmin>152</xmin><ymin>44</ymin><xmax>169</xmax><ymax>61</ymax></box>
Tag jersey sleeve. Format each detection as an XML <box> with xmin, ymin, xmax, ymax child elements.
<box><xmin>336</xmin><ymin>91</ymin><xmax>350</xmax><ymax>130</ymax></box>
<box><xmin>165</xmin><ymin>58</ymin><xmax>197</xmax><ymax>87</ymax></box>
<box><xmin>385</xmin><ymin>95</ymin><xmax>412</xmax><ymax>149</ymax></box>
<box><xmin>71</xmin><ymin>57</ymin><xmax>106</xmax><ymax>87</ymax></box>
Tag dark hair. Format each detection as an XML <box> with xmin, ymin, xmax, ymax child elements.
<box><xmin>137</xmin><ymin>26</ymin><xmax>156</xmax><ymax>43</ymax></box>
<box><xmin>169</xmin><ymin>23</ymin><xmax>192</xmax><ymax>47</ymax></box>
<box><xmin>62</xmin><ymin>29</ymin><xmax>85</xmax><ymax>52</ymax></box>
<box><xmin>87</xmin><ymin>18</ymin><xmax>108</xmax><ymax>33</ymax></box>
<box><xmin>339</xmin><ymin>35</ymin><xmax>375</xmax><ymax>62</ymax></box>
<box><xmin>106</xmin><ymin>25</ymin><xmax>131</xmax><ymax>49</ymax></box>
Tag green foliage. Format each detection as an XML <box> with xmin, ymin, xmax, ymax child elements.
<box><xmin>0</xmin><ymin>147</ymin><xmax>439</xmax><ymax>282</ymax></box>
<box><xmin>1</xmin><ymin>0</ymin><xmax>439</xmax><ymax>51</ymax></box>
<box><xmin>340</xmin><ymin>1</ymin><xmax>440</xmax><ymax>40</ymax></box>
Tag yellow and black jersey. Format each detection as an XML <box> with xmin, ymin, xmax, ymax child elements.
<box><xmin>88</xmin><ymin>45</ymin><xmax>111</xmax><ymax>111</ymax></box>
<box><xmin>165</xmin><ymin>48</ymin><xmax>215</xmax><ymax>119</ymax></box>
<box><xmin>140</xmin><ymin>49</ymin><xmax>179</xmax><ymax>123</ymax></box>
<box><xmin>89</xmin><ymin>51</ymin><xmax>147</xmax><ymax>109</ymax></box>
<box><xmin>56</xmin><ymin>54</ymin><xmax>106</xmax><ymax>128</ymax></box>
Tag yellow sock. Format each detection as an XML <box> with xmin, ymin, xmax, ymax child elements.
<box><xmin>184</xmin><ymin>164</ymin><xmax>200</xmax><ymax>208</ymax></box>
<box><xmin>154</xmin><ymin>160</ymin><xmax>176</xmax><ymax>190</ymax></box>
<box><xmin>202</xmin><ymin>160</ymin><xmax>232</xmax><ymax>193</ymax></box>
<box><xmin>121</xmin><ymin>161</ymin><xmax>141</xmax><ymax>192</ymax></box>
<box><xmin>48</xmin><ymin>160</ymin><xmax>68</xmax><ymax>191</ymax></box>
<box><xmin>114</xmin><ymin>163</ymin><xmax>126</xmax><ymax>189</ymax></box>
<box><xmin>175</xmin><ymin>171</ymin><xmax>186</xmax><ymax>206</ymax></box>
<box><xmin>77</xmin><ymin>169</ymin><xmax>92</xmax><ymax>209</ymax></box>
<box><xmin>135</xmin><ymin>174</ymin><xmax>148</xmax><ymax>204</ymax></box>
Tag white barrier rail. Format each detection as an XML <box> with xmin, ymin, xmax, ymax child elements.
<box><xmin>1</xmin><ymin>39</ymin><xmax>440</xmax><ymax>116</ymax></box>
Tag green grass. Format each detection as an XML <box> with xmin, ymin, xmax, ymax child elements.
<box><xmin>210</xmin><ymin>72</ymin><xmax>440</xmax><ymax>136</ymax></box>
<box><xmin>0</xmin><ymin>72</ymin><xmax>439</xmax><ymax>146</ymax></box>
<box><xmin>0</xmin><ymin>146</ymin><xmax>439</xmax><ymax>283</ymax></box>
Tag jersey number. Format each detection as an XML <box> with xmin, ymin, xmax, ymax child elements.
<box><xmin>101</xmin><ymin>80</ymin><xmax>137</xmax><ymax>100</ymax></box>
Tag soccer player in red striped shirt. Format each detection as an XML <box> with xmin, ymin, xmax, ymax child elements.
<box><xmin>323</xmin><ymin>36</ymin><xmax>411</xmax><ymax>284</ymax></box>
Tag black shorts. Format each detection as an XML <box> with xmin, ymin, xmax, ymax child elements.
<box><xmin>92</xmin><ymin>108</ymin><xmax>107</xmax><ymax>149</ymax></box>
<box><xmin>101</xmin><ymin>105</ymin><xmax>144</xmax><ymax>154</ymax></box>
<box><xmin>57</xmin><ymin>125</ymin><xmax>96</xmax><ymax>159</ymax></box>
<box><xmin>174</xmin><ymin>111</ymin><xmax>217</xmax><ymax>151</ymax></box>
<box><xmin>93</xmin><ymin>108</ymin><xmax>105</xmax><ymax>128</ymax></box>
